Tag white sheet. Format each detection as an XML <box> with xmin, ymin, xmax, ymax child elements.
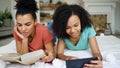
<box><xmin>0</xmin><ymin>35</ymin><xmax>120</xmax><ymax>68</ymax></box>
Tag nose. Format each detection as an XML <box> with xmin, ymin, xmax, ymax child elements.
<box><xmin>70</xmin><ymin>27</ymin><xmax>75</xmax><ymax>33</ymax></box>
<box><xmin>22</xmin><ymin>25</ymin><xmax>27</xmax><ymax>31</ymax></box>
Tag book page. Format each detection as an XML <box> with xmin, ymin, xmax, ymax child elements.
<box><xmin>0</xmin><ymin>53</ymin><xmax>20</xmax><ymax>62</ymax></box>
<box><xmin>19</xmin><ymin>49</ymin><xmax>46</xmax><ymax>65</ymax></box>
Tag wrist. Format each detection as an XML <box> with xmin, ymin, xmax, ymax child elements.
<box><xmin>22</xmin><ymin>38</ymin><xmax>28</xmax><ymax>42</ymax></box>
<box><xmin>62</xmin><ymin>55</ymin><xmax>69</xmax><ymax>60</ymax></box>
<box><xmin>49</xmin><ymin>52</ymin><xmax>54</xmax><ymax>58</ymax></box>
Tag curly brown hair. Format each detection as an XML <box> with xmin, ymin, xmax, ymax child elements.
<box><xmin>52</xmin><ymin>4</ymin><xmax>92</xmax><ymax>38</ymax></box>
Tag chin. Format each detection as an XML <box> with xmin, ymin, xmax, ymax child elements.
<box><xmin>24</xmin><ymin>36</ymin><xmax>28</xmax><ymax>38</ymax></box>
<box><xmin>23</xmin><ymin>34</ymin><xmax>29</xmax><ymax>38</ymax></box>
<box><xmin>71</xmin><ymin>35</ymin><xmax>79</xmax><ymax>38</ymax></box>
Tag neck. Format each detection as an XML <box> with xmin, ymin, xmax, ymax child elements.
<box><xmin>69</xmin><ymin>35</ymin><xmax>80</xmax><ymax>45</ymax></box>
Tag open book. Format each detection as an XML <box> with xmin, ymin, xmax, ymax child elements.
<box><xmin>0</xmin><ymin>49</ymin><xmax>46</xmax><ymax>65</ymax></box>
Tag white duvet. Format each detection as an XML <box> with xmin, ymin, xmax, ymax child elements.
<box><xmin>0</xmin><ymin>35</ymin><xmax>120</xmax><ymax>68</ymax></box>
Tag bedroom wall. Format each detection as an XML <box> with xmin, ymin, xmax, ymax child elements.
<box><xmin>0</xmin><ymin>0</ymin><xmax>11</xmax><ymax>12</ymax></box>
<box><xmin>40</xmin><ymin>0</ymin><xmax>83</xmax><ymax>6</ymax></box>
<box><xmin>10</xmin><ymin>0</ymin><xmax>120</xmax><ymax>35</ymax></box>
<box><xmin>62</xmin><ymin>0</ymin><xmax>83</xmax><ymax>6</ymax></box>
<box><xmin>61</xmin><ymin>0</ymin><xmax>120</xmax><ymax>35</ymax></box>
<box><xmin>115</xmin><ymin>0</ymin><xmax>120</xmax><ymax>34</ymax></box>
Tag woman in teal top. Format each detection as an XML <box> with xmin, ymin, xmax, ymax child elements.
<box><xmin>64</xmin><ymin>26</ymin><xmax>96</xmax><ymax>50</ymax></box>
<box><xmin>52</xmin><ymin>4</ymin><xmax>102</xmax><ymax>68</ymax></box>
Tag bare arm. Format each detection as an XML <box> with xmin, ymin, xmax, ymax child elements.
<box><xmin>14</xmin><ymin>25</ymin><xmax>29</xmax><ymax>55</ymax></box>
<box><xmin>57</xmin><ymin>39</ymin><xmax>78</xmax><ymax>60</ymax></box>
<box><xmin>16</xmin><ymin>38</ymin><xmax>29</xmax><ymax>55</ymax></box>
<box><xmin>41</xmin><ymin>41</ymin><xmax>56</xmax><ymax>62</ymax></box>
<box><xmin>57</xmin><ymin>39</ymin><xmax>66</xmax><ymax>60</ymax></box>
<box><xmin>83</xmin><ymin>36</ymin><xmax>103</xmax><ymax>68</ymax></box>
<box><xmin>89</xmin><ymin>36</ymin><xmax>102</xmax><ymax>60</ymax></box>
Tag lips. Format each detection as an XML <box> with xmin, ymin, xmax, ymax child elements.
<box><xmin>22</xmin><ymin>32</ymin><xmax>28</xmax><ymax>36</ymax></box>
<box><xmin>70</xmin><ymin>32</ymin><xmax>77</xmax><ymax>37</ymax></box>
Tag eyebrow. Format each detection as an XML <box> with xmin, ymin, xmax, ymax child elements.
<box><xmin>16</xmin><ymin>22</ymin><xmax>31</xmax><ymax>25</ymax></box>
<box><xmin>74</xmin><ymin>23</ymin><xmax>79</xmax><ymax>25</ymax></box>
<box><xmin>16</xmin><ymin>22</ymin><xmax>21</xmax><ymax>25</ymax></box>
<box><xmin>25</xmin><ymin>22</ymin><xmax>31</xmax><ymax>24</ymax></box>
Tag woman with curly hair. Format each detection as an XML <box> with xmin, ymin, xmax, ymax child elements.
<box><xmin>13</xmin><ymin>0</ymin><xmax>55</xmax><ymax>62</ymax></box>
<box><xmin>52</xmin><ymin>4</ymin><xmax>103</xmax><ymax>68</ymax></box>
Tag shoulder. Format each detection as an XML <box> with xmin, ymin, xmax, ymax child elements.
<box><xmin>83</xmin><ymin>25</ymin><xmax>95</xmax><ymax>32</ymax></box>
<box><xmin>60</xmin><ymin>38</ymin><xmax>69</xmax><ymax>43</ymax></box>
<box><xmin>36</xmin><ymin>23</ymin><xmax>48</xmax><ymax>31</ymax></box>
<box><xmin>35</xmin><ymin>23</ymin><xmax>52</xmax><ymax>36</ymax></box>
<box><xmin>83</xmin><ymin>25</ymin><xmax>96</xmax><ymax>38</ymax></box>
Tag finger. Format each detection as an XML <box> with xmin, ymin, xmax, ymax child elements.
<box><xmin>45</xmin><ymin>50</ymin><xmax>49</xmax><ymax>55</ymax></box>
<box><xmin>14</xmin><ymin>25</ymin><xmax>19</xmax><ymax>34</ymax></box>
<box><xmin>90</xmin><ymin>60</ymin><xmax>99</xmax><ymax>64</ymax></box>
<box><xmin>42</xmin><ymin>56</ymin><xmax>52</xmax><ymax>62</ymax></box>
<box><xmin>14</xmin><ymin>26</ymin><xmax>25</xmax><ymax>39</ymax></box>
<box><xmin>84</xmin><ymin>64</ymin><xmax>97</xmax><ymax>68</ymax></box>
<box><xmin>91</xmin><ymin>60</ymin><xmax>102</xmax><ymax>65</ymax></box>
<box><xmin>70</xmin><ymin>57</ymin><xmax>78</xmax><ymax>60</ymax></box>
<box><xmin>14</xmin><ymin>25</ymin><xmax>17</xmax><ymax>31</ymax></box>
<box><xmin>45</xmin><ymin>50</ymin><xmax>48</xmax><ymax>53</ymax></box>
<box><xmin>47</xmin><ymin>55</ymin><xmax>53</xmax><ymax>62</ymax></box>
<box><xmin>98</xmin><ymin>57</ymin><xmax>101</xmax><ymax>60</ymax></box>
<box><xmin>41</xmin><ymin>56</ymin><xmax>47</xmax><ymax>62</ymax></box>
<box><xmin>14</xmin><ymin>26</ymin><xmax>21</xmax><ymax>36</ymax></box>
<box><xmin>16</xmin><ymin>31</ymin><xmax>24</xmax><ymax>39</ymax></box>
<box><xmin>84</xmin><ymin>62</ymin><xmax>103</xmax><ymax>68</ymax></box>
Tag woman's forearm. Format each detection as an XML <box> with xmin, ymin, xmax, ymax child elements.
<box><xmin>17</xmin><ymin>38</ymin><xmax>29</xmax><ymax>55</ymax></box>
<box><xmin>50</xmin><ymin>51</ymin><xmax>56</xmax><ymax>59</ymax></box>
<box><xmin>57</xmin><ymin>54</ymin><xmax>68</xmax><ymax>60</ymax></box>
<box><xmin>93</xmin><ymin>52</ymin><xmax>102</xmax><ymax>60</ymax></box>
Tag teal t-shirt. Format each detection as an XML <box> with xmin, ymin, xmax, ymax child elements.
<box><xmin>64</xmin><ymin>26</ymin><xmax>96</xmax><ymax>50</ymax></box>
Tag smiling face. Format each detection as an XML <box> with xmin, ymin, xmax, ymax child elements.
<box><xmin>66</xmin><ymin>14</ymin><xmax>81</xmax><ymax>39</ymax></box>
<box><xmin>16</xmin><ymin>14</ymin><xmax>36</xmax><ymax>38</ymax></box>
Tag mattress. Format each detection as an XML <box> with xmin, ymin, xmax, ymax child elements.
<box><xmin>0</xmin><ymin>35</ymin><xmax>120</xmax><ymax>68</ymax></box>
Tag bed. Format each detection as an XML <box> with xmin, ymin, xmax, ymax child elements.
<box><xmin>0</xmin><ymin>35</ymin><xmax>120</xmax><ymax>68</ymax></box>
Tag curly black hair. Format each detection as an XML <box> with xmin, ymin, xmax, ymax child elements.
<box><xmin>15</xmin><ymin>0</ymin><xmax>38</xmax><ymax>21</ymax></box>
<box><xmin>52</xmin><ymin>4</ymin><xmax>92</xmax><ymax>38</ymax></box>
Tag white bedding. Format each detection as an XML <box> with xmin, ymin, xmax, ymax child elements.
<box><xmin>0</xmin><ymin>35</ymin><xmax>120</xmax><ymax>68</ymax></box>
